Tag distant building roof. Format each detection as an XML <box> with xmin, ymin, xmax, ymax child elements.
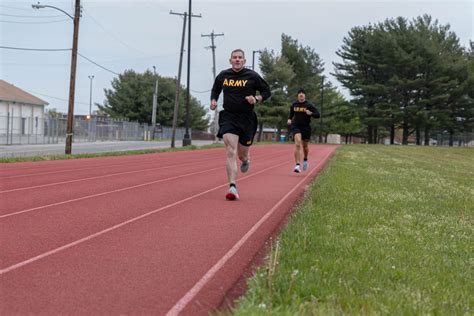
<box><xmin>0</xmin><ymin>80</ymin><xmax>48</xmax><ymax>106</ymax></box>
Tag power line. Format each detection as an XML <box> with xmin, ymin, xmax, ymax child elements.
<box><xmin>0</xmin><ymin>46</ymin><xmax>119</xmax><ymax>75</ymax></box>
<box><xmin>82</xmin><ymin>8</ymin><xmax>148</xmax><ymax>56</ymax></box>
<box><xmin>24</xmin><ymin>88</ymin><xmax>90</xmax><ymax>106</ymax></box>
<box><xmin>0</xmin><ymin>18</ymin><xmax>70</xmax><ymax>24</ymax></box>
<box><xmin>78</xmin><ymin>53</ymin><xmax>120</xmax><ymax>75</ymax></box>
<box><xmin>0</xmin><ymin>45</ymin><xmax>71</xmax><ymax>51</ymax></box>
<box><xmin>98</xmin><ymin>52</ymin><xmax>180</xmax><ymax>64</ymax></box>
<box><xmin>190</xmin><ymin>89</ymin><xmax>211</xmax><ymax>93</ymax></box>
<box><xmin>0</xmin><ymin>4</ymin><xmax>35</xmax><ymax>12</ymax></box>
<box><xmin>0</xmin><ymin>13</ymin><xmax>64</xmax><ymax>18</ymax></box>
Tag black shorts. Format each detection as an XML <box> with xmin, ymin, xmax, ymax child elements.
<box><xmin>217</xmin><ymin>110</ymin><xmax>258</xmax><ymax>147</ymax></box>
<box><xmin>291</xmin><ymin>125</ymin><xmax>311</xmax><ymax>141</ymax></box>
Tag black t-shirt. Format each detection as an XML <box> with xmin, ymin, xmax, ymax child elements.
<box><xmin>289</xmin><ymin>100</ymin><xmax>320</xmax><ymax>127</ymax></box>
<box><xmin>211</xmin><ymin>68</ymin><xmax>271</xmax><ymax>113</ymax></box>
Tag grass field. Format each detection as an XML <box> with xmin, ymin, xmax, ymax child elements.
<box><xmin>234</xmin><ymin>145</ymin><xmax>473</xmax><ymax>315</ymax></box>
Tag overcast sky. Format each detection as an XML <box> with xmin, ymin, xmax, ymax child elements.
<box><xmin>1</xmin><ymin>0</ymin><xmax>472</xmax><ymax>118</ymax></box>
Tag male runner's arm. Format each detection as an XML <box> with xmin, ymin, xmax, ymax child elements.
<box><xmin>210</xmin><ymin>73</ymin><xmax>223</xmax><ymax>110</ymax></box>
<box><xmin>306</xmin><ymin>103</ymin><xmax>320</xmax><ymax>118</ymax></box>
<box><xmin>246</xmin><ymin>73</ymin><xmax>271</xmax><ymax>105</ymax></box>
<box><xmin>287</xmin><ymin>104</ymin><xmax>294</xmax><ymax>125</ymax></box>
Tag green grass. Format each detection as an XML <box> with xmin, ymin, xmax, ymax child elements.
<box><xmin>0</xmin><ymin>143</ymin><xmax>224</xmax><ymax>163</ymax></box>
<box><xmin>234</xmin><ymin>145</ymin><xmax>473</xmax><ymax>315</ymax></box>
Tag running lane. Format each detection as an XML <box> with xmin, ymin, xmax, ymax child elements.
<box><xmin>0</xmin><ymin>144</ymin><xmax>337</xmax><ymax>315</ymax></box>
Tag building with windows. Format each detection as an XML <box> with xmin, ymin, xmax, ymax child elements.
<box><xmin>0</xmin><ymin>80</ymin><xmax>48</xmax><ymax>144</ymax></box>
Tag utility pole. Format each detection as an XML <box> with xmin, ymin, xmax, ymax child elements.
<box><xmin>252</xmin><ymin>50</ymin><xmax>261</xmax><ymax>71</ymax></box>
<box><xmin>319</xmin><ymin>75</ymin><xmax>325</xmax><ymax>143</ymax></box>
<box><xmin>183</xmin><ymin>0</ymin><xmax>192</xmax><ymax>146</ymax></box>
<box><xmin>182</xmin><ymin>0</ymin><xmax>200</xmax><ymax>147</ymax></box>
<box><xmin>201</xmin><ymin>30</ymin><xmax>223</xmax><ymax>142</ymax></box>
<box><xmin>151</xmin><ymin>66</ymin><xmax>158</xmax><ymax>140</ymax></box>
<box><xmin>170</xmin><ymin>10</ymin><xmax>201</xmax><ymax>148</ymax></box>
<box><xmin>88</xmin><ymin>75</ymin><xmax>94</xmax><ymax>117</ymax></box>
<box><xmin>66</xmin><ymin>0</ymin><xmax>81</xmax><ymax>154</ymax></box>
<box><xmin>88</xmin><ymin>74</ymin><xmax>94</xmax><ymax>141</ymax></box>
<box><xmin>32</xmin><ymin>1</ymin><xmax>79</xmax><ymax>154</ymax></box>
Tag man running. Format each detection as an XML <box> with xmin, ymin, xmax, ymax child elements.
<box><xmin>210</xmin><ymin>49</ymin><xmax>271</xmax><ymax>200</ymax></box>
<box><xmin>287</xmin><ymin>88</ymin><xmax>320</xmax><ymax>173</ymax></box>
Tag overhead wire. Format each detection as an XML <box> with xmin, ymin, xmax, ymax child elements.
<box><xmin>24</xmin><ymin>88</ymin><xmax>90</xmax><ymax>106</ymax></box>
<box><xmin>82</xmin><ymin>8</ymin><xmax>148</xmax><ymax>56</ymax></box>
<box><xmin>0</xmin><ymin>4</ymin><xmax>35</xmax><ymax>11</ymax></box>
<box><xmin>0</xmin><ymin>18</ymin><xmax>70</xmax><ymax>24</ymax></box>
<box><xmin>0</xmin><ymin>13</ymin><xmax>64</xmax><ymax>18</ymax></box>
<box><xmin>77</xmin><ymin>53</ymin><xmax>120</xmax><ymax>75</ymax></box>
<box><xmin>0</xmin><ymin>45</ymin><xmax>71</xmax><ymax>51</ymax></box>
<box><xmin>0</xmin><ymin>46</ymin><xmax>120</xmax><ymax>75</ymax></box>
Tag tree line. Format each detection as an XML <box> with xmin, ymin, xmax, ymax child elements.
<box><xmin>98</xmin><ymin>15</ymin><xmax>473</xmax><ymax>145</ymax></box>
<box><xmin>97</xmin><ymin>69</ymin><xmax>208</xmax><ymax>131</ymax></box>
<box><xmin>334</xmin><ymin>15</ymin><xmax>473</xmax><ymax>145</ymax></box>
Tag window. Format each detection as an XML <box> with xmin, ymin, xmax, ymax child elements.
<box><xmin>21</xmin><ymin>117</ymin><xmax>27</xmax><ymax>135</ymax></box>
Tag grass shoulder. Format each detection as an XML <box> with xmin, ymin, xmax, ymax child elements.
<box><xmin>234</xmin><ymin>145</ymin><xmax>473</xmax><ymax>315</ymax></box>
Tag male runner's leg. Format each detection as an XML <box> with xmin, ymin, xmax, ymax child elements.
<box><xmin>223</xmin><ymin>133</ymin><xmax>240</xmax><ymax>199</ymax></box>
<box><xmin>293</xmin><ymin>133</ymin><xmax>302</xmax><ymax>173</ymax></box>
<box><xmin>302</xmin><ymin>139</ymin><xmax>310</xmax><ymax>170</ymax></box>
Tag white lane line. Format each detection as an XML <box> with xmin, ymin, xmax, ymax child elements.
<box><xmin>0</xmin><ymin>150</ymin><xmax>290</xmax><ymax>218</ymax></box>
<box><xmin>0</xmin><ymin>149</ymin><xmax>287</xmax><ymax>192</ymax></box>
<box><xmin>0</xmin><ymin>153</ymin><xmax>221</xmax><ymax>180</ymax></box>
<box><xmin>0</xmin><ymin>166</ymin><xmax>222</xmax><ymax>219</ymax></box>
<box><xmin>166</xmin><ymin>149</ymin><xmax>335</xmax><ymax>316</ymax></box>
<box><xmin>0</xmin><ymin>160</ymin><xmax>158</xmax><ymax>179</ymax></box>
<box><xmin>0</xmin><ymin>158</ymin><xmax>292</xmax><ymax>275</ymax></box>
<box><xmin>0</xmin><ymin>158</ymin><xmax>216</xmax><ymax>194</ymax></box>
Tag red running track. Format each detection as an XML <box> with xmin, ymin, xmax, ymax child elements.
<box><xmin>0</xmin><ymin>144</ymin><xmax>337</xmax><ymax>315</ymax></box>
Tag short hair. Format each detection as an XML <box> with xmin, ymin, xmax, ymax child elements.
<box><xmin>230</xmin><ymin>49</ymin><xmax>245</xmax><ymax>58</ymax></box>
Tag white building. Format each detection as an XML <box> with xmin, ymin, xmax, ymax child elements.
<box><xmin>0</xmin><ymin>80</ymin><xmax>48</xmax><ymax>144</ymax></box>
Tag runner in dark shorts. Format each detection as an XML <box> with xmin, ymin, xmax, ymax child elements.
<box><xmin>210</xmin><ymin>49</ymin><xmax>271</xmax><ymax>200</ymax></box>
<box><xmin>291</xmin><ymin>125</ymin><xmax>312</xmax><ymax>142</ymax></box>
<box><xmin>217</xmin><ymin>110</ymin><xmax>258</xmax><ymax>147</ymax></box>
<box><xmin>288</xmin><ymin>88</ymin><xmax>320</xmax><ymax>173</ymax></box>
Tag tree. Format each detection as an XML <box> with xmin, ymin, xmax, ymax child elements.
<box><xmin>45</xmin><ymin>107</ymin><xmax>61</xmax><ymax>118</ymax></box>
<box><xmin>333</xmin><ymin>25</ymin><xmax>388</xmax><ymax>143</ymax></box>
<box><xmin>315</xmin><ymin>89</ymin><xmax>362</xmax><ymax>143</ymax></box>
<box><xmin>99</xmin><ymin>69</ymin><xmax>209</xmax><ymax>130</ymax></box>
<box><xmin>281</xmin><ymin>34</ymin><xmax>324</xmax><ymax>95</ymax></box>
<box><xmin>257</xmin><ymin>49</ymin><xmax>295</xmax><ymax>141</ymax></box>
<box><xmin>334</xmin><ymin>15</ymin><xmax>472</xmax><ymax>145</ymax></box>
<box><xmin>256</xmin><ymin>34</ymin><xmax>352</xmax><ymax>143</ymax></box>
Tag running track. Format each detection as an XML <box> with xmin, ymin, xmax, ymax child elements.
<box><xmin>0</xmin><ymin>144</ymin><xmax>337</xmax><ymax>315</ymax></box>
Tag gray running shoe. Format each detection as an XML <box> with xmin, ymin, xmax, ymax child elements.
<box><xmin>303</xmin><ymin>160</ymin><xmax>309</xmax><ymax>171</ymax></box>
<box><xmin>240</xmin><ymin>160</ymin><xmax>250</xmax><ymax>173</ymax></box>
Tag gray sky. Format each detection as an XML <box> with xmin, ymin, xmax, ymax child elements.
<box><xmin>1</xmin><ymin>0</ymin><xmax>472</xmax><ymax>119</ymax></box>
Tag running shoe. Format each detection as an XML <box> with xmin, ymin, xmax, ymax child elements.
<box><xmin>294</xmin><ymin>164</ymin><xmax>301</xmax><ymax>173</ymax></box>
<box><xmin>303</xmin><ymin>160</ymin><xmax>309</xmax><ymax>171</ymax></box>
<box><xmin>240</xmin><ymin>160</ymin><xmax>250</xmax><ymax>173</ymax></box>
<box><xmin>226</xmin><ymin>186</ymin><xmax>239</xmax><ymax>200</ymax></box>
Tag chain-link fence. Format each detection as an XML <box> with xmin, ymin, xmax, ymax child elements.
<box><xmin>433</xmin><ymin>133</ymin><xmax>474</xmax><ymax>147</ymax></box>
<box><xmin>0</xmin><ymin>115</ymin><xmax>189</xmax><ymax>145</ymax></box>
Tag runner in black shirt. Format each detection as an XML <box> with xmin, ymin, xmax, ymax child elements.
<box><xmin>287</xmin><ymin>88</ymin><xmax>320</xmax><ymax>173</ymax></box>
<box><xmin>210</xmin><ymin>49</ymin><xmax>271</xmax><ymax>200</ymax></box>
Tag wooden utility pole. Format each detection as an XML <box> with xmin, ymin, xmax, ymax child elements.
<box><xmin>169</xmin><ymin>9</ymin><xmax>201</xmax><ymax>147</ymax></box>
<box><xmin>65</xmin><ymin>0</ymin><xmax>81</xmax><ymax>154</ymax></box>
<box><xmin>201</xmin><ymin>31</ymin><xmax>224</xmax><ymax>142</ymax></box>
